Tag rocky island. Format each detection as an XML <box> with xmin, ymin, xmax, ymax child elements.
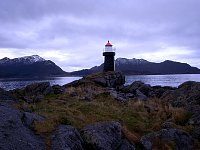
<box><xmin>0</xmin><ymin>71</ymin><xmax>199</xmax><ymax>150</ymax></box>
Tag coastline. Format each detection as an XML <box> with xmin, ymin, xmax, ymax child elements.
<box><xmin>0</xmin><ymin>71</ymin><xmax>199</xmax><ymax>149</ymax></box>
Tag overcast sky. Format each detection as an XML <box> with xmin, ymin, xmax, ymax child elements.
<box><xmin>0</xmin><ymin>0</ymin><xmax>200</xmax><ymax>71</ymax></box>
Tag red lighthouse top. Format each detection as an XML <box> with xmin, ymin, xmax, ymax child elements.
<box><xmin>105</xmin><ymin>40</ymin><xmax>112</xmax><ymax>47</ymax></box>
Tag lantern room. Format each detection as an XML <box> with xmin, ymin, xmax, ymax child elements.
<box><xmin>104</xmin><ymin>40</ymin><xmax>114</xmax><ymax>52</ymax></box>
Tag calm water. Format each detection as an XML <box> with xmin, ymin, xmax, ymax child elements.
<box><xmin>125</xmin><ymin>74</ymin><xmax>200</xmax><ymax>87</ymax></box>
<box><xmin>1</xmin><ymin>74</ymin><xmax>200</xmax><ymax>91</ymax></box>
<box><xmin>0</xmin><ymin>77</ymin><xmax>81</xmax><ymax>91</ymax></box>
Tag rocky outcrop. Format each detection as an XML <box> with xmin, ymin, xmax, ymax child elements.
<box><xmin>81</xmin><ymin>121</ymin><xmax>122</xmax><ymax>150</ymax></box>
<box><xmin>52</xmin><ymin>84</ymin><xmax>65</xmax><ymax>94</ymax></box>
<box><xmin>0</xmin><ymin>88</ymin><xmax>16</xmax><ymax>103</ymax></box>
<box><xmin>52</xmin><ymin>125</ymin><xmax>84</xmax><ymax>150</ymax></box>
<box><xmin>84</xmin><ymin>71</ymin><xmax>125</xmax><ymax>88</ymax></box>
<box><xmin>51</xmin><ymin>121</ymin><xmax>135</xmax><ymax>150</ymax></box>
<box><xmin>162</xmin><ymin>81</ymin><xmax>200</xmax><ymax>107</ymax></box>
<box><xmin>11</xmin><ymin>82</ymin><xmax>53</xmax><ymax>103</ymax></box>
<box><xmin>109</xmin><ymin>89</ymin><xmax>128</xmax><ymax>103</ymax></box>
<box><xmin>125</xmin><ymin>81</ymin><xmax>152</xmax><ymax>96</ymax></box>
<box><xmin>81</xmin><ymin>121</ymin><xmax>135</xmax><ymax>150</ymax></box>
<box><xmin>22</xmin><ymin>112</ymin><xmax>45</xmax><ymax>128</ymax></box>
<box><xmin>162</xmin><ymin>81</ymin><xmax>200</xmax><ymax>129</ymax></box>
<box><xmin>191</xmin><ymin>127</ymin><xmax>200</xmax><ymax>141</ymax></box>
<box><xmin>118</xmin><ymin>81</ymin><xmax>176</xmax><ymax>101</ymax></box>
<box><xmin>140</xmin><ymin>128</ymin><xmax>193</xmax><ymax>150</ymax></box>
<box><xmin>117</xmin><ymin>139</ymin><xmax>135</xmax><ymax>150</ymax></box>
<box><xmin>65</xmin><ymin>71</ymin><xmax>125</xmax><ymax>89</ymax></box>
<box><xmin>0</xmin><ymin>104</ymin><xmax>45</xmax><ymax>150</ymax></box>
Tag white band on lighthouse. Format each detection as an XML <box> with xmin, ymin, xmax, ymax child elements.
<box><xmin>105</xmin><ymin>46</ymin><xmax>113</xmax><ymax>52</ymax></box>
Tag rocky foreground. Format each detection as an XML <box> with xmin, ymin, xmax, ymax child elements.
<box><xmin>0</xmin><ymin>71</ymin><xmax>200</xmax><ymax>150</ymax></box>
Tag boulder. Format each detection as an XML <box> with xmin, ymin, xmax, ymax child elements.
<box><xmin>22</xmin><ymin>82</ymin><xmax>53</xmax><ymax>95</ymax></box>
<box><xmin>186</xmin><ymin>105</ymin><xmax>200</xmax><ymax>126</ymax></box>
<box><xmin>52</xmin><ymin>125</ymin><xmax>84</xmax><ymax>150</ymax></box>
<box><xmin>85</xmin><ymin>71</ymin><xmax>125</xmax><ymax>88</ymax></box>
<box><xmin>117</xmin><ymin>139</ymin><xmax>135</xmax><ymax>150</ymax></box>
<box><xmin>188</xmin><ymin>112</ymin><xmax>200</xmax><ymax>126</ymax></box>
<box><xmin>162</xmin><ymin>81</ymin><xmax>200</xmax><ymax>107</ymax></box>
<box><xmin>81</xmin><ymin>121</ymin><xmax>133</xmax><ymax>150</ymax></box>
<box><xmin>109</xmin><ymin>89</ymin><xmax>127</xmax><ymax>103</ymax></box>
<box><xmin>161</xmin><ymin>81</ymin><xmax>200</xmax><ymax>129</ymax></box>
<box><xmin>136</xmin><ymin>90</ymin><xmax>148</xmax><ymax>101</ymax></box>
<box><xmin>22</xmin><ymin>112</ymin><xmax>45</xmax><ymax>128</ymax></box>
<box><xmin>140</xmin><ymin>128</ymin><xmax>193</xmax><ymax>150</ymax></box>
<box><xmin>191</xmin><ymin>127</ymin><xmax>200</xmax><ymax>141</ymax></box>
<box><xmin>0</xmin><ymin>88</ymin><xmax>16</xmax><ymax>103</ymax></box>
<box><xmin>12</xmin><ymin>82</ymin><xmax>53</xmax><ymax>103</ymax></box>
<box><xmin>126</xmin><ymin>81</ymin><xmax>151</xmax><ymax>95</ymax></box>
<box><xmin>0</xmin><ymin>104</ymin><xmax>45</xmax><ymax>150</ymax></box>
<box><xmin>150</xmin><ymin>86</ymin><xmax>176</xmax><ymax>98</ymax></box>
<box><xmin>52</xmin><ymin>85</ymin><xmax>65</xmax><ymax>94</ymax></box>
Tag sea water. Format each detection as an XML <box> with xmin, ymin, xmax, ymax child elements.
<box><xmin>1</xmin><ymin>74</ymin><xmax>200</xmax><ymax>90</ymax></box>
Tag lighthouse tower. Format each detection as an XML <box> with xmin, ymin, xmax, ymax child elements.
<box><xmin>103</xmin><ymin>40</ymin><xmax>115</xmax><ymax>72</ymax></box>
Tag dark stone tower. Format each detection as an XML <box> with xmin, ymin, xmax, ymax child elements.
<box><xmin>103</xmin><ymin>40</ymin><xmax>115</xmax><ymax>72</ymax></box>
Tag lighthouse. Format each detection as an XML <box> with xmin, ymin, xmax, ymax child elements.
<box><xmin>103</xmin><ymin>40</ymin><xmax>115</xmax><ymax>72</ymax></box>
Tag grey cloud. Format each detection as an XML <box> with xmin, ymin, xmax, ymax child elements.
<box><xmin>0</xmin><ymin>0</ymin><xmax>200</xmax><ymax>71</ymax></box>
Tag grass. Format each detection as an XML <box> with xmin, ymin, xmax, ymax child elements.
<box><xmin>16</xmin><ymin>84</ymin><xmax>197</xmax><ymax>149</ymax></box>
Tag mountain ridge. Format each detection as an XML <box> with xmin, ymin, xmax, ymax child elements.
<box><xmin>0</xmin><ymin>55</ymin><xmax>200</xmax><ymax>77</ymax></box>
<box><xmin>70</xmin><ymin>57</ymin><xmax>200</xmax><ymax>76</ymax></box>
<box><xmin>0</xmin><ymin>55</ymin><xmax>68</xmax><ymax>78</ymax></box>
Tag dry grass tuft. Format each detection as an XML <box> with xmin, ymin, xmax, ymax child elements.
<box><xmin>16</xmin><ymin>85</ymin><xmax>197</xmax><ymax>148</ymax></box>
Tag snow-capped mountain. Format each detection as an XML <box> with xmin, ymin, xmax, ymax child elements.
<box><xmin>70</xmin><ymin>57</ymin><xmax>200</xmax><ymax>76</ymax></box>
<box><xmin>0</xmin><ymin>55</ymin><xmax>45</xmax><ymax>65</ymax></box>
<box><xmin>0</xmin><ymin>55</ymin><xmax>67</xmax><ymax>78</ymax></box>
<box><xmin>115</xmin><ymin>58</ymin><xmax>149</xmax><ymax>66</ymax></box>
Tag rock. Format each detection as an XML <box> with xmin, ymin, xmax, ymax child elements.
<box><xmin>125</xmin><ymin>93</ymin><xmax>135</xmax><ymax>98</ymax></box>
<box><xmin>162</xmin><ymin>81</ymin><xmax>200</xmax><ymax>107</ymax></box>
<box><xmin>161</xmin><ymin>122</ymin><xmax>176</xmax><ymax>129</ymax></box>
<box><xmin>161</xmin><ymin>81</ymin><xmax>200</xmax><ymax>129</ymax></box>
<box><xmin>12</xmin><ymin>82</ymin><xmax>53</xmax><ymax>103</ymax></box>
<box><xmin>136</xmin><ymin>90</ymin><xmax>148</xmax><ymax>100</ymax></box>
<box><xmin>140</xmin><ymin>128</ymin><xmax>193</xmax><ymax>150</ymax></box>
<box><xmin>109</xmin><ymin>89</ymin><xmax>127</xmax><ymax>103</ymax></box>
<box><xmin>191</xmin><ymin>127</ymin><xmax>200</xmax><ymax>141</ymax></box>
<box><xmin>22</xmin><ymin>112</ymin><xmax>45</xmax><ymax>128</ymax></box>
<box><xmin>126</xmin><ymin>81</ymin><xmax>144</xmax><ymax>92</ymax></box>
<box><xmin>81</xmin><ymin>121</ymin><xmax>124</xmax><ymax>150</ymax></box>
<box><xmin>0</xmin><ymin>104</ymin><xmax>45</xmax><ymax>150</ymax></box>
<box><xmin>85</xmin><ymin>71</ymin><xmax>125</xmax><ymax>88</ymax></box>
<box><xmin>0</xmin><ymin>88</ymin><xmax>16</xmax><ymax>103</ymax></box>
<box><xmin>138</xmin><ymin>84</ymin><xmax>152</xmax><ymax>97</ymax></box>
<box><xmin>52</xmin><ymin>125</ymin><xmax>84</xmax><ymax>150</ymax></box>
<box><xmin>23</xmin><ymin>82</ymin><xmax>53</xmax><ymax>95</ymax></box>
<box><xmin>126</xmin><ymin>81</ymin><xmax>151</xmax><ymax>95</ymax></box>
<box><xmin>188</xmin><ymin>112</ymin><xmax>200</xmax><ymax>126</ymax></box>
<box><xmin>117</xmin><ymin>139</ymin><xmax>135</xmax><ymax>150</ymax></box>
<box><xmin>150</xmin><ymin>86</ymin><xmax>176</xmax><ymax>98</ymax></box>
<box><xmin>52</xmin><ymin>85</ymin><xmax>65</xmax><ymax>94</ymax></box>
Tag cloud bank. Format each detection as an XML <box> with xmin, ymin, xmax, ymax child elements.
<box><xmin>0</xmin><ymin>0</ymin><xmax>200</xmax><ymax>71</ymax></box>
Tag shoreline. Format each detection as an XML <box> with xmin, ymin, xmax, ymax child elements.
<box><xmin>0</xmin><ymin>71</ymin><xmax>199</xmax><ymax>149</ymax></box>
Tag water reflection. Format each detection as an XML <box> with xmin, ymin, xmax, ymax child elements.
<box><xmin>125</xmin><ymin>74</ymin><xmax>200</xmax><ymax>87</ymax></box>
<box><xmin>1</xmin><ymin>74</ymin><xmax>200</xmax><ymax>91</ymax></box>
